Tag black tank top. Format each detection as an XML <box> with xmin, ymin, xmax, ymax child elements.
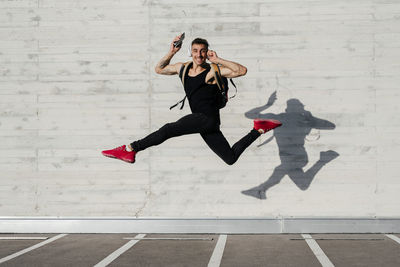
<box><xmin>183</xmin><ymin>64</ymin><xmax>220</xmax><ymax>121</ymax></box>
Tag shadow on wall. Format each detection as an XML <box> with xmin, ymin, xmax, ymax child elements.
<box><xmin>242</xmin><ymin>91</ymin><xmax>339</xmax><ymax>199</ymax></box>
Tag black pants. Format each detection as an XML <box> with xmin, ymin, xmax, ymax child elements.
<box><xmin>130</xmin><ymin>113</ymin><xmax>260</xmax><ymax>165</ymax></box>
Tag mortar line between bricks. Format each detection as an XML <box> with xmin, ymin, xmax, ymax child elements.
<box><xmin>146</xmin><ymin>0</ymin><xmax>153</xmax><ymax>215</ymax></box>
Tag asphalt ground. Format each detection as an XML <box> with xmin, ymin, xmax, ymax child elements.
<box><xmin>0</xmin><ymin>233</ymin><xmax>399</xmax><ymax>266</ymax></box>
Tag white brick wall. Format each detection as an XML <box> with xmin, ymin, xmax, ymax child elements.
<box><xmin>0</xmin><ymin>0</ymin><xmax>399</xmax><ymax>218</ymax></box>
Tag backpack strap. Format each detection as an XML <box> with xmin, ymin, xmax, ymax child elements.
<box><xmin>210</xmin><ymin>63</ymin><xmax>224</xmax><ymax>92</ymax></box>
<box><xmin>179</xmin><ymin>61</ymin><xmax>192</xmax><ymax>88</ymax></box>
<box><xmin>211</xmin><ymin>63</ymin><xmax>237</xmax><ymax>99</ymax></box>
<box><xmin>229</xmin><ymin>78</ymin><xmax>237</xmax><ymax>99</ymax></box>
<box><xmin>170</xmin><ymin>61</ymin><xmax>192</xmax><ymax>110</ymax></box>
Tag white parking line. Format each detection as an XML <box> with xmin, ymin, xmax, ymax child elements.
<box><xmin>123</xmin><ymin>237</ymin><xmax>213</xmax><ymax>241</ymax></box>
<box><xmin>208</xmin><ymin>234</ymin><xmax>227</xmax><ymax>267</ymax></box>
<box><xmin>386</xmin><ymin>234</ymin><xmax>400</xmax><ymax>245</ymax></box>
<box><xmin>94</xmin><ymin>234</ymin><xmax>146</xmax><ymax>267</ymax></box>
<box><xmin>0</xmin><ymin>234</ymin><xmax>67</xmax><ymax>264</ymax></box>
<box><xmin>302</xmin><ymin>234</ymin><xmax>334</xmax><ymax>267</ymax></box>
<box><xmin>0</xmin><ymin>237</ymin><xmax>48</xmax><ymax>240</ymax></box>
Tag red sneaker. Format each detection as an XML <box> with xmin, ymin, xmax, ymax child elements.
<box><xmin>254</xmin><ymin>119</ymin><xmax>282</xmax><ymax>134</ymax></box>
<box><xmin>101</xmin><ymin>145</ymin><xmax>136</xmax><ymax>163</ymax></box>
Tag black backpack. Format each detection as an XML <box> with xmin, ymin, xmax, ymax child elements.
<box><xmin>170</xmin><ymin>61</ymin><xmax>237</xmax><ymax>110</ymax></box>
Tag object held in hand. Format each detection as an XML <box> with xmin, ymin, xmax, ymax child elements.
<box><xmin>174</xmin><ymin>32</ymin><xmax>185</xmax><ymax>48</ymax></box>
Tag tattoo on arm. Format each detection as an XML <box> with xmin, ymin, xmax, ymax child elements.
<box><xmin>155</xmin><ymin>53</ymin><xmax>177</xmax><ymax>75</ymax></box>
<box><xmin>159</xmin><ymin>59</ymin><xmax>170</xmax><ymax>69</ymax></box>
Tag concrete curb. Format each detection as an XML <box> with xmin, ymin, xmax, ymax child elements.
<box><xmin>1</xmin><ymin>217</ymin><xmax>399</xmax><ymax>233</ymax></box>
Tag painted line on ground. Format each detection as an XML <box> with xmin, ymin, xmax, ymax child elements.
<box><xmin>291</xmin><ymin>237</ymin><xmax>383</xmax><ymax>241</ymax></box>
<box><xmin>208</xmin><ymin>234</ymin><xmax>227</xmax><ymax>267</ymax></box>
<box><xmin>94</xmin><ymin>234</ymin><xmax>146</xmax><ymax>267</ymax></box>
<box><xmin>0</xmin><ymin>237</ymin><xmax>48</xmax><ymax>240</ymax></box>
<box><xmin>0</xmin><ymin>234</ymin><xmax>67</xmax><ymax>264</ymax></box>
<box><xmin>302</xmin><ymin>234</ymin><xmax>334</xmax><ymax>267</ymax></box>
<box><xmin>386</xmin><ymin>234</ymin><xmax>400</xmax><ymax>245</ymax></box>
<box><xmin>123</xmin><ymin>237</ymin><xmax>213</xmax><ymax>241</ymax></box>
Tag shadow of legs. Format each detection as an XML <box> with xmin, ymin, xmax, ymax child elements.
<box><xmin>241</xmin><ymin>151</ymin><xmax>339</xmax><ymax>199</ymax></box>
<box><xmin>289</xmin><ymin>150</ymin><xmax>340</xmax><ymax>190</ymax></box>
<box><xmin>241</xmin><ymin>165</ymin><xmax>286</xmax><ymax>199</ymax></box>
